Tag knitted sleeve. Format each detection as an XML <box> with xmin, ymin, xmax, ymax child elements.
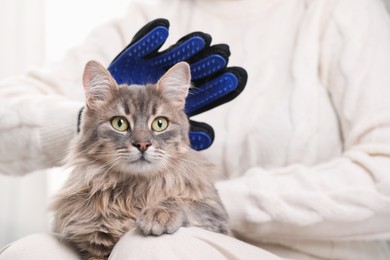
<box><xmin>0</xmin><ymin>4</ymin><xmax>148</xmax><ymax>175</ymax></box>
<box><xmin>216</xmin><ymin>0</ymin><xmax>390</xmax><ymax>242</ymax></box>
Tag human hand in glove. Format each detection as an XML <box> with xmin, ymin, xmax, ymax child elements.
<box><xmin>108</xmin><ymin>18</ymin><xmax>247</xmax><ymax>150</ymax></box>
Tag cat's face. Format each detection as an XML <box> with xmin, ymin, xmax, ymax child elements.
<box><xmin>78</xmin><ymin>61</ymin><xmax>191</xmax><ymax>175</ymax></box>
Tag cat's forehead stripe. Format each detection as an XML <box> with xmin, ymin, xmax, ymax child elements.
<box><xmin>152</xmin><ymin>103</ymin><xmax>157</xmax><ymax>116</ymax></box>
<box><xmin>123</xmin><ymin>101</ymin><xmax>130</xmax><ymax>115</ymax></box>
<box><xmin>115</xmin><ymin>102</ymin><xmax>127</xmax><ymax>117</ymax></box>
<box><xmin>117</xmin><ymin>85</ymin><xmax>173</xmax><ymax>125</ymax></box>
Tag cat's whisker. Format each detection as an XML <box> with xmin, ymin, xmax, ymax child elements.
<box><xmin>188</xmin><ymin>85</ymin><xmax>207</xmax><ymax>95</ymax></box>
<box><xmin>84</xmin><ymin>157</ymin><xmax>124</xmax><ymax>188</ymax></box>
<box><xmin>85</xmin><ymin>154</ymin><xmax>122</xmax><ymax>172</ymax></box>
<box><xmin>101</xmin><ymin>158</ymin><xmax>122</xmax><ymax>176</ymax></box>
<box><xmin>163</xmin><ymin>151</ymin><xmax>189</xmax><ymax>163</ymax></box>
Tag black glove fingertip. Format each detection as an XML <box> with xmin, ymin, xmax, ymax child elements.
<box><xmin>130</xmin><ymin>18</ymin><xmax>169</xmax><ymax>45</ymax></box>
<box><xmin>185</xmin><ymin>67</ymin><xmax>248</xmax><ymax>116</ymax></box>
<box><xmin>187</xmin><ymin>44</ymin><xmax>230</xmax><ymax>66</ymax></box>
<box><xmin>176</xmin><ymin>31</ymin><xmax>212</xmax><ymax>48</ymax></box>
<box><xmin>77</xmin><ymin>107</ymin><xmax>84</xmax><ymax>133</ymax></box>
<box><xmin>189</xmin><ymin>120</ymin><xmax>215</xmax><ymax>151</ymax></box>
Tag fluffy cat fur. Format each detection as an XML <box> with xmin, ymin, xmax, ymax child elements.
<box><xmin>50</xmin><ymin>61</ymin><xmax>229</xmax><ymax>260</ymax></box>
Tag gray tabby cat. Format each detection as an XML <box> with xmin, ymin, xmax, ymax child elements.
<box><xmin>50</xmin><ymin>60</ymin><xmax>229</xmax><ymax>260</ymax></box>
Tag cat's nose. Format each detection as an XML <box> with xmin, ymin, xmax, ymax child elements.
<box><xmin>133</xmin><ymin>141</ymin><xmax>152</xmax><ymax>153</ymax></box>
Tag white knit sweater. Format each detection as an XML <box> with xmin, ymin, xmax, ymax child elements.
<box><xmin>1</xmin><ymin>0</ymin><xmax>390</xmax><ymax>258</ymax></box>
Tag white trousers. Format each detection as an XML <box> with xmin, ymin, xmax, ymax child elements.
<box><xmin>0</xmin><ymin>228</ymin><xmax>285</xmax><ymax>260</ymax></box>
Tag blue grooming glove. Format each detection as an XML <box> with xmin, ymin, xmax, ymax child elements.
<box><xmin>108</xmin><ymin>19</ymin><xmax>247</xmax><ymax>150</ymax></box>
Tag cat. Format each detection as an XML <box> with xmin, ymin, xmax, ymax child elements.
<box><xmin>50</xmin><ymin>60</ymin><xmax>229</xmax><ymax>260</ymax></box>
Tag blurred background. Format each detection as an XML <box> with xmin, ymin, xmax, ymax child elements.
<box><xmin>1</xmin><ymin>0</ymin><xmax>390</xmax><ymax>249</ymax></box>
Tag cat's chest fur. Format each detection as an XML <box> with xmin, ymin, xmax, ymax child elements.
<box><xmin>75</xmin><ymin>175</ymin><xmax>171</xmax><ymax>226</ymax></box>
<box><xmin>52</xmin><ymin>174</ymin><xmax>167</xmax><ymax>249</ymax></box>
<box><xmin>52</xmin><ymin>152</ymin><xmax>207</xmax><ymax>236</ymax></box>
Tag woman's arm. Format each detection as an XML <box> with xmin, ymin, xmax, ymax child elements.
<box><xmin>0</xmin><ymin>5</ymin><xmax>148</xmax><ymax>176</ymax></box>
<box><xmin>216</xmin><ymin>0</ymin><xmax>390</xmax><ymax>242</ymax></box>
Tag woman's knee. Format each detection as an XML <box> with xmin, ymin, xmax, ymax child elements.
<box><xmin>109</xmin><ymin>227</ymin><xmax>284</xmax><ymax>260</ymax></box>
<box><xmin>109</xmin><ymin>227</ymin><xmax>229</xmax><ymax>260</ymax></box>
<box><xmin>0</xmin><ymin>233</ymin><xmax>80</xmax><ymax>260</ymax></box>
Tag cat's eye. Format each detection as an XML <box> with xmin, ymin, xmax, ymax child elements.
<box><xmin>111</xmin><ymin>116</ymin><xmax>129</xmax><ymax>132</ymax></box>
<box><xmin>151</xmin><ymin>117</ymin><xmax>169</xmax><ymax>132</ymax></box>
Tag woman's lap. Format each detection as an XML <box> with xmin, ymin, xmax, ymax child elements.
<box><xmin>0</xmin><ymin>228</ymin><xmax>283</xmax><ymax>260</ymax></box>
<box><xmin>0</xmin><ymin>233</ymin><xmax>80</xmax><ymax>260</ymax></box>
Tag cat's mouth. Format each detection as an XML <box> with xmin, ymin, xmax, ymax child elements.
<box><xmin>137</xmin><ymin>156</ymin><xmax>151</xmax><ymax>164</ymax></box>
<box><xmin>130</xmin><ymin>153</ymin><xmax>152</xmax><ymax>164</ymax></box>
<box><xmin>121</xmin><ymin>151</ymin><xmax>164</xmax><ymax>174</ymax></box>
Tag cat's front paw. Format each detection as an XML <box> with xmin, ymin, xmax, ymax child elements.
<box><xmin>136</xmin><ymin>206</ymin><xmax>185</xmax><ymax>236</ymax></box>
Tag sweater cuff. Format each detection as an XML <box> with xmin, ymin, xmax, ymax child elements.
<box><xmin>39</xmin><ymin>101</ymin><xmax>84</xmax><ymax>168</ymax></box>
<box><xmin>216</xmin><ymin>177</ymin><xmax>262</xmax><ymax>232</ymax></box>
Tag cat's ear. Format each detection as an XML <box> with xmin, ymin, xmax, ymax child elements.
<box><xmin>157</xmin><ymin>62</ymin><xmax>191</xmax><ymax>108</ymax></box>
<box><xmin>82</xmin><ymin>60</ymin><xmax>117</xmax><ymax>107</ymax></box>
